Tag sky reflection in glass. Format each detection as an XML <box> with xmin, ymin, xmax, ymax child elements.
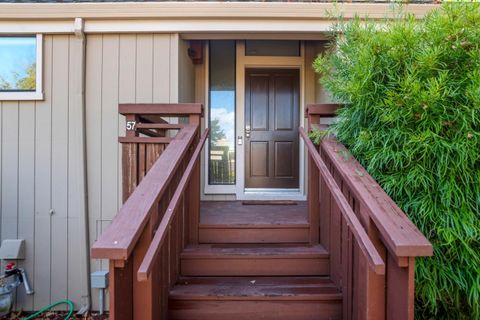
<box><xmin>209</xmin><ymin>41</ymin><xmax>236</xmax><ymax>185</ymax></box>
<box><xmin>0</xmin><ymin>37</ymin><xmax>36</xmax><ymax>91</ymax></box>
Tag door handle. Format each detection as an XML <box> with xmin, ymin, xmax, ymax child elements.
<box><xmin>245</xmin><ymin>125</ymin><xmax>251</xmax><ymax>138</ymax></box>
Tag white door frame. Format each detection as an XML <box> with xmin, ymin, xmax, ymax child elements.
<box><xmin>203</xmin><ymin>40</ymin><xmax>307</xmax><ymax>200</ymax></box>
<box><xmin>235</xmin><ymin>40</ymin><xmax>306</xmax><ymax>200</ymax></box>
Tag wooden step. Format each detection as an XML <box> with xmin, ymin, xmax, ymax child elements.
<box><xmin>169</xmin><ymin>276</ymin><xmax>342</xmax><ymax>320</ymax></box>
<box><xmin>199</xmin><ymin>201</ymin><xmax>309</xmax><ymax>243</ymax></box>
<box><xmin>199</xmin><ymin>223</ymin><xmax>310</xmax><ymax>243</ymax></box>
<box><xmin>181</xmin><ymin>244</ymin><xmax>329</xmax><ymax>276</ymax></box>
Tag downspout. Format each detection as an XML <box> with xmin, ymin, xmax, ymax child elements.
<box><xmin>73</xmin><ymin>17</ymin><xmax>92</xmax><ymax>314</ymax></box>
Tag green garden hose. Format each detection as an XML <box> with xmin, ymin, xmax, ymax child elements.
<box><xmin>22</xmin><ymin>299</ymin><xmax>74</xmax><ymax>320</ymax></box>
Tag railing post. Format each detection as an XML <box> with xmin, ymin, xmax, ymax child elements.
<box><xmin>188</xmin><ymin>110</ymin><xmax>201</xmax><ymax>245</ymax></box>
<box><xmin>107</xmin><ymin>118</ymin><xmax>140</xmax><ymax>320</ymax></box>
<box><xmin>188</xmin><ymin>158</ymin><xmax>200</xmax><ymax>244</ymax></box>
<box><xmin>356</xmin><ymin>250</ymin><xmax>385</xmax><ymax>320</ymax></box>
<box><xmin>308</xmin><ymin>154</ymin><xmax>320</xmax><ymax>244</ymax></box>
<box><xmin>357</xmin><ymin>212</ymin><xmax>386</xmax><ymax>320</ymax></box>
<box><xmin>108</xmin><ymin>260</ymin><xmax>133</xmax><ymax>320</ymax></box>
<box><xmin>306</xmin><ymin>104</ymin><xmax>341</xmax><ymax>245</ymax></box>
<box><xmin>122</xmin><ymin>113</ymin><xmax>139</xmax><ymax>201</ymax></box>
<box><xmin>387</xmin><ymin>257</ymin><xmax>415</xmax><ymax>320</ymax></box>
<box><xmin>131</xmin><ymin>204</ymin><xmax>161</xmax><ymax>320</ymax></box>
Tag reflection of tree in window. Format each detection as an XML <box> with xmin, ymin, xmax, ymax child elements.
<box><xmin>16</xmin><ymin>63</ymin><xmax>36</xmax><ymax>90</ymax></box>
<box><xmin>210</xmin><ymin>119</ymin><xmax>226</xmax><ymax>145</ymax></box>
<box><xmin>0</xmin><ymin>77</ymin><xmax>10</xmax><ymax>90</ymax></box>
<box><xmin>0</xmin><ymin>63</ymin><xmax>36</xmax><ymax>91</ymax></box>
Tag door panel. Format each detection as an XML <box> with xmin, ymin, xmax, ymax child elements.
<box><xmin>274</xmin><ymin>76</ymin><xmax>295</xmax><ymax>130</ymax></box>
<box><xmin>250</xmin><ymin>75</ymin><xmax>269</xmax><ymax>131</ymax></box>
<box><xmin>245</xmin><ymin>68</ymin><xmax>299</xmax><ymax>189</ymax></box>
<box><xmin>275</xmin><ymin>141</ymin><xmax>294</xmax><ymax>177</ymax></box>
<box><xmin>250</xmin><ymin>142</ymin><xmax>269</xmax><ymax>177</ymax></box>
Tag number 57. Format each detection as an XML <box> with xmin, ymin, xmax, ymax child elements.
<box><xmin>126</xmin><ymin>121</ymin><xmax>136</xmax><ymax>131</ymax></box>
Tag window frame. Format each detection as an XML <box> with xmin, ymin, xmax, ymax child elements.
<box><xmin>207</xmin><ymin>40</ymin><xmax>237</xmax><ymax>186</ymax></box>
<box><xmin>0</xmin><ymin>34</ymin><xmax>44</xmax><ymax>101</ymax></box>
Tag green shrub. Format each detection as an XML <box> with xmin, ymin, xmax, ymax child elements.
<box><xmin>313</xmin><ymin>4</ymin><xmax>480</xmax><ymax>319</ymax></box>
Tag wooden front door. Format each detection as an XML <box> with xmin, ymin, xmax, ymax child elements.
<box><xmin>245</xmin><ymin>68</ymin><xmax>300</xmax><ymax>189</ymax></box>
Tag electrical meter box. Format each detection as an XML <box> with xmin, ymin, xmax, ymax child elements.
<box><xmin>91</xmin><ymin>270</ymin><xmax>109</xmax><ymax>289</ymax></box>
<box><xmin>0</xmin><ymin>239</ymin><xmax>25</xmax><ymax>260</ymax></box>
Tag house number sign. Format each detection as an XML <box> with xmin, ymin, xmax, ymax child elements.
<box><xmin>126</xmin><ymin>121</ymin><xmax>137</xmax><ymax>131</ymax></box>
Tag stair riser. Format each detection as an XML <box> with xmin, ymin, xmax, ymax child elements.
<box><xmin>169</xmin><ymin>300</ymin><xmax>341</xmax><ymax>320</ymax></box>
<box><xmin>199</xmin><ymin>227</ymin><xmax>309</xmax><ymax>243</ymax></box>
<box><xmin>181</xmin><ymin>258</ymin><xmax>329</xmax><ymax>276</ymax></box>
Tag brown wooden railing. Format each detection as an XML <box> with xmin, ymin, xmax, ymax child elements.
<box><xmin>303</xmin><ymin>104</ymin><xmax>433</xmax><ymax>320</ymax></box>
<box><xmin>91</xmin><ymin>104</ymin><xmax>207</xmax><ymax>320</ymax></box>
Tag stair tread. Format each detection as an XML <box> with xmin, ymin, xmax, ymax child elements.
<box><xmin>170</xmin><ymin>277</ymin><xmax>341</xmax><ymax>301</ymax></box>
<box><xmin>199</xmin><ymin>223</ymin><xmax>310</xmax><ymax>228</ymax></box>
<box><xmin>181</xmin><ymin>244</ymin><xmax>328</xmax><ymax>259</ymax></box>
<box><xmin>200</xmin><ymin>201</ymin><xmax>308</xmax><ymax>226</ymax></box>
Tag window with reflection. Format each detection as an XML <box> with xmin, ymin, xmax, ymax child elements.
<box><xmin>0</xmin><ymin>36</ymin><xmax>37</xmax><ymax>91</ymax></box>
<box><xmin>208</xmin><ymin>41</ymin><xmax>236</xmax><ymax>185</ymax></box>
<box><xmin>245</xmin><ymin>40</ymin><xmax>300</xmax><ymax>57</ymax></box>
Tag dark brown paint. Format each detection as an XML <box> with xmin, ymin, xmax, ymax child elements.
<box><xmin>245</xmin><ymin>68</ymin><xmax>300</xmax><ymax>188</ymax></box>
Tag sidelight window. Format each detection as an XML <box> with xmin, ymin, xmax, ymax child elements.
<box><xmin>208</xmin><ymin>40</ymin><xmax>236</xmax><ymax>185</ymax></box>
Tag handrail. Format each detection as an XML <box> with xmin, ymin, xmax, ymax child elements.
<box><xmin>137</xmin><ymin>128</ymin><xmax>209</xmax><ymax>281</ymax></box>
<box><xmin>91</xmin><ymin>124</ymin><xmax>198</xmax><ymax>261</ymax></box>
<box><xmin>307</xmin><ymin>104</ymin><xmax>433</xmax><ymax>259</ymax></box>
<box><xmin>300</xmin><ymin>127</ymin><xmax>385</xmax><ymax>275</ymax></box>
<box><xmin>320</xmin><ymin>138</ymin><xmax>433</xmax><ymax>258</ymax></box>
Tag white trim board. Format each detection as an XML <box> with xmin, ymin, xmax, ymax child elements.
<box><xmin>83</xmin><ymin>19</ymin><xmax>333</xmax><ymax>34</ymax></box>
<box><xmin>0</xmin><ymin>21</ymin><xmax>74</xmax><ymax>34</ymax></box>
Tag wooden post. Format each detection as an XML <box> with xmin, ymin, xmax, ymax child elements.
<box><xmin>131</xmin><ymin>206</ymin><xmax>161</xmax><ymax>320</ymax></box>
<box><xmin>359</xmin><ymin>210</ymin><xmax>386</xmax><ymax>320</ymax></box>
<box><xmin>188</xmin><ymin>113</ymin><xmax>201</xmax><ymax>245</ymax></box>
<box><xmin>308</xmin><ymin>154</ymin><xmax>319</xmax><ymax>244</ymax></box>
<box><xmin>387</xmin><ymin>256</ymin><xmax>416</xmax><ymax>320</ymax></box>
<box><xmin>109</xmin><ymin>124</ymin><xmax>139</xmax><ymax>320</ymax></box>
<box><xmin>108</xmin><ymin>260</ymin><xmax>133</xmax><ymax>320</ymax></box>
<box><xmin>306</xmin><ymin>105</ymin><xmax>341</xmax><ymax>245</ymax></box>
<box><xmin>356</xmin><ymin>248</ymin><xmax>385</xmax><ymax>320</ymax></box>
